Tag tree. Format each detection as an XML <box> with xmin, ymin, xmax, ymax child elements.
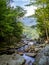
<box><xmin>29</xmin><ymin>0</ymin><xmax>49</xmax><ymax>40</ymax></box>
<box><xmin>0</xmin><ymin>0</ymin><xmax>25</xmax><ymax>47</ymax></box>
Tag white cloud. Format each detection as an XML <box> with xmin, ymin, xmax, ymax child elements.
<box><xmin>10</xmin><ymin>0</ymin><xmax>37</xmax><ymax>17</ymax></box>
<box><xmin>24</xmin><ymin>6</ymin><xmax>37</xmax><ymax>17</ymax></box>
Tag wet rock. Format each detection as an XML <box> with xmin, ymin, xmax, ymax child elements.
<box><xmin>34</xmin><ymin>48</ymin><xmax>40</xmax><ymax>52</ymax></box>
<box><xmin>17</xmin><ymin>52</ymin><xmax>24</xmax><ymax>55</ymax></box>
<box><xmin>33</xmin><ymin>45</ymin><xmax>49</xmax><ymax>65</ymax></box>
<box><xmin>25</xmin><ymin>48</ymin><xmax>29</xmax><ymax>52</ymax></box>
<box><xmin>39</xmin><ymin>44</ymin><xmax>46</xmax><ymax>48</ymax></box>
<box><xmin>25</xmin><ymin>53</ymin><xmax>36</xmax><ymax>58</ymax></box>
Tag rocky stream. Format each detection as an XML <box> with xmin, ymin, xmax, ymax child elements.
<box><xmin>0</xmin><ymin>40</ymin><xmax>49</xmax><ymax>65</ymax></box>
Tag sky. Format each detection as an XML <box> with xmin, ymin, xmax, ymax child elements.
<box><xmin>10</xmin><ymin>0</ymin><xmax>38</xmax><ymax>38</ymax></box>
<box><xmin>10</xmin><ymin>0</ymin><xmax>37</xmax><ymax>17</ymax></box>
<box><xmin>10</xmin><ymin>0</ymin><xmax>37</xmax><ymax>26</ymax></box>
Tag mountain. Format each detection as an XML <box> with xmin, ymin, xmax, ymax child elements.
<box><xmin>19</xmin><ymin>17</ymin><xmax>37</xmax><ymax>26</ymax></box>
<box><xmin>23</xmin><ymin>26</ymin><xmax>39</xmax><ymax>39</ymax></box>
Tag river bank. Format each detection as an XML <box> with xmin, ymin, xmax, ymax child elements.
<box><xmin>0</xmin><ymin>40</ymin><xmax>48</xmax><ymax>65</ymax></box>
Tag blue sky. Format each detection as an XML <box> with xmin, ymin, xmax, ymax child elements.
<box><xmin>10</xmin><ymin>0</ymin><xmax>30</xmax><ymax>7</ymax></box>
<box><xmin>10</xmin><ymin>0</ymin><xmax>37</xmax><ymax>17</ymax></box>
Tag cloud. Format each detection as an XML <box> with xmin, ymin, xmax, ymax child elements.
<box><xmin>10</xmin><ymin>0</ymin><xmax>37</xmax><ymax>17</ymax></box>
<box><xmin>24</xmin><ymin>6</ymin><xmax>37</xmax><ymax>17</ymax></box>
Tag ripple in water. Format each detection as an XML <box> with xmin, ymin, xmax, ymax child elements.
<box><xmin>23</xmin><ymin>54</ymin><xmax>35</xmax><ymax>65</ymax></box>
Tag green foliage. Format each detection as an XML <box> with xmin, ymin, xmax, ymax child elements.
<box><xmin>0</xmin><ymin>0</ymin><xmax>24</xmax><ymax>47</ymax></box>
<box><xmin>30</xmin><ymin>0</ymin><xmax>49</xmax><ymax>40</ymax></box>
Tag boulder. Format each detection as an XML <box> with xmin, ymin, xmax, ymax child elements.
<box><xmin>34</xmin><ymin>48</ymin><xmax>40</xmax><ymax>52</ymax></box>
<box><xmin>33</xmin><ymin>45</ymin><xmax>49</xmax><ymax>65</ymax></box>
<box><xmin>25</xmin><ymin>48</ymin><xmax>29</xmax><ymax>52</ymax></box>
<box><xmin>25</xmin><ymin>53</ymin><xmax>36</xmax><ymax>58</ymax></box>
<box><xmin>17</xmin><ymin>52</ymin><xmax>24</xmax><ymax>55</ymax></box>
<box><xmin>0</xmin><ymin>54</ymin><xmax>25</xmax><ymax>65</ymax></box>
<box><xmin>39</xmin><ymin>44</ymin><xmax>46</xmax><ymax>48</ymax></box>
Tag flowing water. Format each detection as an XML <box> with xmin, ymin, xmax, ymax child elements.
<box><xmin>23</xmin><ymin>54</ymin><xmax>35</xmax><ymax>65</ymax></box>
<box><xmin>17</xmin><ymin>42</ymin><xmax>35</xmax><ymax>65</ymax></box>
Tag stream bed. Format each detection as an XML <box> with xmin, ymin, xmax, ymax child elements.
<box><xmin>23</xmin><ymin>54</ymin><xmax>35</xmax><ymax>65</ymax></box>
<box><xmin>17</xmin><ymin>42</ymin><xmax>35</xmax><ymax>65</ymax></box>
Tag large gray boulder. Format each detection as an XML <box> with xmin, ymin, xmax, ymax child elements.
<box><xmin>33</xmin><ymin>45</ymin><xmax>49</xmax><ymax>65</ymax></box>
<box><xmin>0</xmin><ymin>54</ymin><xmax>25</xmax><ymax>65</ymax></box>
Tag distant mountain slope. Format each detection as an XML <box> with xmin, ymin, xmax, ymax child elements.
<box><xmin>19</xmin><ymin>17</ymin><xmax>37</xmax><ymax>26</ymax></box>
<box><xmin>23</xmin><ymin>26</ymin><xmax>39</xmax><ymax>39</ymax></box>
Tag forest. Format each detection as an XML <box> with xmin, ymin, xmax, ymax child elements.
<box><xmin>0</xmin><ymin>0</ymin><xmax>49</xmax><ymax>65</ymax></box>
<box><xmin>0</xmin><ymin>0</ymin><xmax>25</xmax><ymax>48</ymax></box>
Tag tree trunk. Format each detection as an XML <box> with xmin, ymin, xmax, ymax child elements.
<box><xmin>45</xmin><ymin>27</ymin><xmax>49</xmax><ymax>41</ymax></box>
<box><xmin>43</xmin><ymin>3</ymin><xmax>49</xmax><ymax>42</ymax></box>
